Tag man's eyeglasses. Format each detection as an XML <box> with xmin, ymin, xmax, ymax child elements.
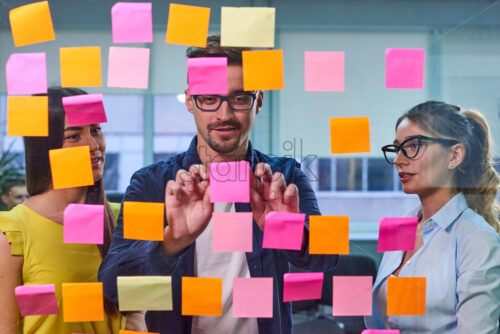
<box><xmin>191</xmin><ymin>92</ymin><xmax>257</xmax><ymax>112</ymax></box>
<box><xmin>381</xmin><ymin>135</ymin><xmax>459</xmax><ymax>164</ymax></box>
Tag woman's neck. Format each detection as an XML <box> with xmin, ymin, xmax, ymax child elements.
<box><xmin>419</xmin><ymin>187</ymin><xmax>458</xmax><ymax>223</ymax></box>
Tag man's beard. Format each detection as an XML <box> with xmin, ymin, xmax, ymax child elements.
<box><xmin>205</xmin><ymin>121</ymin><xmax>242</xmax><ymax>154</ymax></box>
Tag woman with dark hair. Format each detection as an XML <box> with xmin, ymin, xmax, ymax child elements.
<box><xmin>365</xmin><ymin>101</ymin><xmax>500</xmax><ymax>333</ymax></box>
<box><xmin>0</xmin><ymin>87</ymin><xmax>120</xmax><ymax>333</ymax></box>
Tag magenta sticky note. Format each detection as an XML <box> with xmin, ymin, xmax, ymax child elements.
<box><xmin>187</xmin><ymin>57</ymin><xmax>228</xmax><ymax>95</ymax></box>
<box><xmin>332</xmin><ymin>276</ymin><xmax>372</xmax><ymax>316</ymax></box>
<box><xmin>107</xmin><ymin>46</ymin><xmax>150</xmax><ymax>89</ymax></box>
<box><xmin>385</xmin><ymin>48</ymin><xmax>425</xmax><ymax>89</ymax></box>
<box><xmin>304</xmin><ymin>51</ymin><xmax>344</xmax><ymax>92</ymax></box>
<box><xmin>377</xmin><ymin>216</ymin><xmax>418</xmax><ymax>252</ymax></box>
<box><xmin>233</xmin><ymin>277</ymin><xmax>273</xmax><ymax>318</ymax></box>
<box><xmin>15</xmin><ymin>284</ymin><xmax>59</xmax><ymax>316</ymax></box>
<box><xmin>283</xmin><ymin>272</ymin><xmax>323</xmax><ymax>302</ymax></box>
<box><xmin>6</xmin><ymin>52</ymin><xmax>47</xmax><ymax>95</ymax></box>
<box><xmin>209</xmin><ymin>161</ymin><xmax>250</xmax><ymax>203</ymax></box>
<box><xmin>212</xmin><ymin>212</ymin><xmax>253</xmax><ymax>252</ymax></box>
<box><xmin>62</xmin><ymin>93</ymin><xmax>107</xmax><ymax>127</ymax></box>
<box><xmin>262</xmin><ymin>211</ymin><xmax>305</xmax><ymax>250</ymax></box>
<box><xmin>362</xmin><ymin>330</ymin><xmax>400</xmax><ymax>334</ymax></box>
<box><xmin>63</xmin><ymin>203</ymin><xmax>104</xmax><ymax>244</ymax></box>
<box><xmin>111</xmin><ymin>2</ymin><xmax>153</xmax><ymax>43</ymax></box>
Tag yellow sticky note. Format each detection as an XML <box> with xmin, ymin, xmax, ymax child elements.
<box><xmin>242</xmin><ymin>50</ymin><xmax>284</xmax><ymax>91</ymax></box>
<box><xmin>387</xmin><ymin>277</ymin><xmax>426</xmax><ymax>315</ymax></box>
<box><xmin>62</xmin><ymin>282</ymin><xmax>104</xmax><ymax>322</ymax></box>
<box><xmin>123</xmin><ymin>201</ymin><xmax>164</xmax><ymax>241</ymax></box>
<box><xmin>220</xmin><ymin>7</ymin><xmax>275</xmax><ymax>47</ymax></box>
<box><xmin>7</xmin><ymin>96</ymin><xmax>48</xmax><ymax>137</ymax></box>
<box><xmin>49</xmin><ymin>146</ymin><xmax>94</xmax><ymax>189</ymax></box>
<box><xmin>60</xmin><ymin>46</ymin><xmax>102</xmax><ymax>87</ymax></box>
<box><xmin>166</xmin><ymin>3</ymin><xmax>210</xmax><ymax>47</ymax></box>
<box><xmin>330</xmin><ymin>117</ymin><xmax>370</xmax><ymax>154</ymax></box>
<box><xmin>117</xmin><ymin>276</ymin><xmax>172</xmax><ymax>311</ymax></box>
<box><xmin>9</xmin><ymin>1</ymin><xmax>55</xmax><ymax>47</ymax></box>
<box><xmin>309</xmin><ymin>216</ymin><xmax>349</xmax><ymax>254</ymax></box>
<box><xmin>182</xmin><ymin>277</ymin><xmax>222</xmax><ymax>316</ymax></box>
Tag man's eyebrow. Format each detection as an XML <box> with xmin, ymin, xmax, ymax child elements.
<box><xmin>64</xmin><ymin>126</ymin><xmax>83</xmax><ymax>131</ymax></box>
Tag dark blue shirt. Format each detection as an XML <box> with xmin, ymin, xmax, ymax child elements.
<box><xmin>99</xmin><ymin>137</ymin><xmax>338</xmax><ymax>334</ymax></box>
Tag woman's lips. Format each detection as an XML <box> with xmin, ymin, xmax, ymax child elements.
<box><xmin>91</xmin><ymin>157</ymin><xmax>101</xmax><ymax>168</ymax></box>
<box><xmin>399</xmin><ymin>172</ymin><xmax>415</xmax><ymax>183</ymax></box>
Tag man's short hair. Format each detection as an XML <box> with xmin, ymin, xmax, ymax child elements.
<box><xmin>2</xmin><ymin>178</ymin><xmax>26</xmax><ymax>195</ymax></box>
<box><xmin>186</xmin><ymin>35</ymin><xmax>250</xmax><ymax>65</ymax></box>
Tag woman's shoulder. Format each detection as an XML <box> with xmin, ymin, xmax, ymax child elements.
<box><xmin>0</xmin><ymin>205</ymin><xmax>29</xmax><ymax>256</ymax></box>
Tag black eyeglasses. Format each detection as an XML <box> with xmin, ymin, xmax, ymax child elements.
<box><xmin>382</xmin><ymin>135</ymin><xmax>459</xmax><ymax>164</ymax></box>
<box><xmin>191</xmin><ymin>92</ymin><xmax>257</xmax><ymax>112</ymax></box>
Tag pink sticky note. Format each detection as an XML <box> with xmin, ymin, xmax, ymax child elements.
<box><xmin>233</xmin><ymin>277</ymin><xmax>273</xmax><ymax>318</ymax></box>
<box><xmin>107</xmin><ymin>46</ymin><xmax>150</xmax><ymax>89</ymax></box>
<box><xmin>362</xmin><ymin>330</ymin><xmax>400</xmax><ymax>334</ymax></box>
<box><xmin>377</xmin><ymin>217</ymin><xmax>418</xmax><ymax>252</ymax></box>
<box><xmin>262</xmin><ymin>211</ymin><xmax>305</xmax><ymax>250</ymax></box>
<box><xmin>212</xmin><ymin>212</ymin><xmax>253</xmax><ymax>252</ymax></box>
<box><xmin>332</xmin><ymin>276</ymin><xmax>372</xmax><ymax>316</ymax></box>
<box><xmin>111</xmin><ymin>2</ymin><xmax>153</xmax><ymax>43</ymax></box>
<box><xmin>283</xmin><ymin>272</ymin><xmax>323</xmax><ymax>302</ymax></box>
<box><xmin>209</xmin><ymin>161</ymin><xmax>250</xmax><ymax>203</ymax></box>
<box><xmin>62</xmin><ymin>93</ymin><xmax>107</xmax><ymax>127</ymax></box>
<box><xmin>64</xmin><ymin>204</ymin><xmax>104</xmax><ymax>244</ymax></box>
<box><xmin>187</xmin><ymin>57</ymin><xmax>228</xmax><ymax>95</ymax></box>
<box><xmin>15</xmin><ymin>284</ymin><xmax>59</xmax><ymax>316</ymax></box>
<box><xmin>304</xmin><ymin>51</ymin><xmax>344</xmax><ymax>92</ymax></box>
<box><xmin>6</xmin><ymin>52</ymin><xmax>47</xmax><ymax>95</ymax></box>
<box><xmin>385</xmin><ymin>48</ymin><xmax>425</xmax><ymax>89</ymax></box>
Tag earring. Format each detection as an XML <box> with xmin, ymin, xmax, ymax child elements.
<box><xmin>448</xmin><ymin>164</ymin><xmax>455</xmax><ymax>169</ymax></box>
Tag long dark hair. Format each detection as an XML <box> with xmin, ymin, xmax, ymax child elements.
<box><xmin>24</xmin><ymin>87</ymin><xmax>118</xmax><ymax>314</ymax></box>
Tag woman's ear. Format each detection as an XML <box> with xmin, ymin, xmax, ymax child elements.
<box><xmin>448</xmin><ymin>143</ymin><xmax>465</xmax><ymax>170</ymax></box>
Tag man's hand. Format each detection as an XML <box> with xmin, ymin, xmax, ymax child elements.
<box><xmin>162</xmin><ymin>164</ymin><xmax>213</xmax><ymax>257</ymax></box>
<box><xmin>250</xmin><ymin>162</ymin><xmax>299</xmax><ymax>231</ymax></box>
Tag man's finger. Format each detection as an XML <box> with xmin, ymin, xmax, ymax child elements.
<box><xmin>283</xmin><ymin>183</ymin><xmax>299</xmax><ymax>210</ymax></box>
<box><xmin>269</xmin><ymin>172</ymin><xmax>286</xmax><ymax>200</ymax></box>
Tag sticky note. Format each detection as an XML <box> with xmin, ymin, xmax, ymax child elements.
<box><xmin>117</xmin><ymin>276</ymin><xmax>172</xmax><ymax>311</ymax></box>
<box><xmin>330</xmin><ymin>117</ymin><xmax>370</xmax><ymax>154</ymax></box>
<box><xmin>187</xmin><ymin>57</ymin><xmax>228</xmax><ymax>95</ymax></box>
<box><xmin>220</xmin><ymin>7</ymin><xmax>275</xmax><ymax>47</ymax></box>
<box><xmin>377</xmin><ymin>217</ymin><xmax>418</xmax><ymax>252</ymax></box>
<box><xmin>9</xmin><ymin>1</ymin><xmax>55</xmax><ymax>47</ymax></box>
<box><xmin>62</xmin><ymin>93</ymin><xmax>107</xmax><ymax>127</ymax></box>
<box><xmin>165</xmin><ymin>3</ymin><xmax>210</xmax><ymax>47</ymax></box>
<box><xmin>7</xmin><ymin>96</ymin><xmax>48</xmax><ymax>137</ymax></box>
<box><xmin>233</xmin><ymin>277</ymin><xmax>273</xmax><ymax>318</ymax></box>
<box><xmin>387</xmin><ymin>277</ymin><xmax>426</xmax><ymax>315</ymax></box>
<box><xmin>242</xmin><ymin>50</ymin><xmax>284</xmax><ymax>91</ymax></box>
<box><xmin>332</xmin><ymin>276</ymin><xmax>372</xmax><ymax>316</ymax></box>
<box><xmin>120</xmin><ymin>331</ymin><xmax>160</xmax><ymax>334</ymax></box>
<box><xmin>283</xmin><ymin>272</ymin><xmax>323</xmax><ymax>302</ymax></box>
<box><xmin>210</xmin><ymin>161</ymin><xmax>250</xmax><ymax>203</ymax></box>
<box><xmin>62</xmin><ymin>282</ymin><xmax>104</xmax><ymax>322</ymax></box>
<box><xmin>182</xmin><ymin>277</ymin><xmax>222</xmax><ymax>316</ymax></box>
<box><xmin>49</xmin><ymin>146</ymin><xmax>94</xmax><ymax>189</ymax></box>
<box><xmin>64</xmin><ymin>204</ymin><xmax>104</xmax><ymax>244</ymax></box>
<box><xmin>111</xmin><ymin>2</ymin><xmax>153</xmax><ymax>43</ymax></box>
<box><xmin>15</xmin><ymin>284</ymin><xmax>59</xmax><ymax>316</ymax></box>
<box><xmin>6</xmin><ymin>52</ymin><xmax>47</xmax><ymax>95</ymax></box>
<box><xmin>107</xmin><ymin>47</ymin><xmax>150</xmax><ymax>89</ymax></box>
<box><xmin>304</xmin><ymin>51</ymin><xmax>344</xmax><ymax>92</ymax></box>
<box><xmin>385</xmin><ymin>48</ymin><xmax>425</xmax><ymax>89</ymax></box>
<box><xmin>123</xmin><ymin>201</ymin><xmax>164</xmax><ymax>241</ymax></box>
<box><xmin>262</xmin><ymin>211</ymin><xmax>305</xmax><ymax>250</ymax></box>
<box><xmin>60</xmin><ymin>47</ymin><xmax>102</xmax><ymax>87</ymax></box>
<box><xmin>362</xmin><ymin>330</ymin><xmax>400</xmax><ymax>334</ymax></box>
<box><xmin>309</xmin><ymin>215</ymin><xmax>349</xmax><ymax>254</ymax></box>
<box><xmin>212</xmin><ymin>212</ymin><xmax>253</xmax><ymax>252</ymax></box>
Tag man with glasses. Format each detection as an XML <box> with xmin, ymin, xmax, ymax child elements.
<box><xmin>100</xmin><ymin>35</ymin><xmax>337</xmax><ymax>334</ymax></box>
<box><xmin>1</xmin><ymin>178</ymin><xmax>27</xmax><ymax>211</ymax></box>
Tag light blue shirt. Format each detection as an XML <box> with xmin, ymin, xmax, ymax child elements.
<box><xmin>365</xmin><ymin>193</ymin><xmax>500</xmax><ymax>334</ymax></box>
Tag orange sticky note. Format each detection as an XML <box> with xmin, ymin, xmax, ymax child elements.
<box><xmin>330</xmin><ymin>117</ymin><xmax>370</xmax><ymax>154</ymax></box>
<box><xmin>166</xmin><ymin>3</ymin><xmax>210</xmax><ymax>47</ymax></box>
<box><xmin>309</xmin><ymin>216</ymin><xmax>349</xmax><ymax>254</ymax></box>
<box><xmin>49</xmin><ymin>146</ymin><xmax>94</xmax><ymax>189</ymax></box>
<box><xmin>242</xmin><ymin>50</ymin><xmax>284</xmax><ymax>91</ymax></box>
<box><xmin>387</xmin><ymin>277</ymin><xmax>426</xmax><ymax>315</ymax></box>
<box><xmin>7</xmin><ymin>96</ymin><xmax>48</xmax><ymax>137</ymax></box>
<box><xmin>120</xmin><ymin>331</ymin><xmax>159</xmax><ymax>334</ymax></box>
<box><xmin>123</xmin><ymin>201</ymin><xmax>164</xmax><ymax>241</ymax></box>
<box><xmin>60</xmin><ymin>47</ymin><xmax>102</xmax><ymax>87</ymax></box>
<box><xmin>9</xmin><ymin>1</ymin><xmax>55</xmax><ymax>47</ymax></box>
<box><xmin>62</xmin><ymin>282</ymin><xmax>104</xmax><ymax>322</ymax></box>
<box><xmin>182</xmin><ymin>277</ymin><xmax>222</xmax><ymax>316</ymax></box>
